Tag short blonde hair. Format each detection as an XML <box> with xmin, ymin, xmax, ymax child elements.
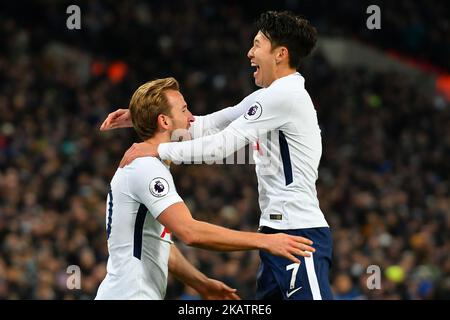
<box><xmin>129</xmin><ymin>77</ymin><xmax>179</xmax><ymax>140</ymax></box>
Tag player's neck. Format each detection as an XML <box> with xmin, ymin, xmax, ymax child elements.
<box><xmin>274</xmin><ymin>65</ymin><xmax>297</xmax><ymax>81</ymax></box>
<box><xmin>264</xmin><ymin>66</ymin><xmax>297</xmax><ymax>87</ymax></box>
<box><xmin>145</xmin><ymin>134</ymin><xmax>172</xmax><ymax>166</ymax></box>
<box><xmin>145</xmin><ymin>132</ymin><xmax>171</xmax><ymax>147</ymax></box>
<box><xmin>144</xmin><ymin>133</ymin><xmax>169</xmax><ymax>157</ymax></box>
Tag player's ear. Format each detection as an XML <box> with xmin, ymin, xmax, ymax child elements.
<box><xmin>157</xmin><ymin>114</ymin><xmax>171</xmax><ymax>129</ymax></box>
<box><xmin>276</xmin><ymin>46</ymin><xmax>288</xmax><ymax>64</ymax></box>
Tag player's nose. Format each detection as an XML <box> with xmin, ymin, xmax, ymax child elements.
<box><xmin>187</xmin><ymin>111</ymin><xmax>194</xmax><ymax>123</ymax></box>
<box><xmin>247</xmin><ymin>47</ymin><xmax>254</xmax><ymax>59</ymax></box>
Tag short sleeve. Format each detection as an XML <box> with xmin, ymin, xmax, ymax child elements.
<box><xmin>128</xmin><ymin>158</ymin><xmax>183</xmax><ymax>219</ymax></box>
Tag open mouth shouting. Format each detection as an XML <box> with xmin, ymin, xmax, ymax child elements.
<box><xmin>251</xmin><ymin>62</ymin><xmax>260</xmax><ymax>78</ymax></box>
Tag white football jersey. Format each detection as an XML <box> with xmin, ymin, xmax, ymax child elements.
<box><xmin>160</xmin><ymin>72</ymin><xmax>328</xmax><ymax>230</ymax></box>
<box><xmin>95</xmin><ymin>157</ymin><xmax>182</xmax><ymax>300</ymax></box>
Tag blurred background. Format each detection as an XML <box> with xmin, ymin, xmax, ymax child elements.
<box><xmin>0</xmin><ymin>0</ymin><xmax>449</xmax><ymax>300</ymax></box>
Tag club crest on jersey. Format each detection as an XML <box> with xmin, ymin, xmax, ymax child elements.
<box><xmin>149</xmin><ymin>177</ymin><xmax>169</xmax><ymax>197</ymax></box>
<box><xmin>244</xmin><ymin>102</ymin><xmax>262</xmax><ymax>120</ymax></box>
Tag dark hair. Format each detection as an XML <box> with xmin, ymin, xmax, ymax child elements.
<box><xmin>256</xmin><ymin>11</ymin><xmax>318</xmax><ymax>69</ymax></box>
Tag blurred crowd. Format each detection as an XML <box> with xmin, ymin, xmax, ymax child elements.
<box><xmin>0</xmin><ymin>0</ymin><xmax>449</xmax><ymax>299</ymax></box>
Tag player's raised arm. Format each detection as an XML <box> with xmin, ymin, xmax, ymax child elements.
<box><xmin>157</xmin><ymin>89</ymin><xmax>292</xmax><ymax>163</ymax></box>
<box><xmin>189</xmin><ymin>89</ymin><xmax>263</xmax><ymax>138</ymax></box>
<box><xmin>168</xmin><ymin>244</ymin><xmax>240</xmax><ymax>300</ymax></box>
<box><xmin>158</xmin><ymin>202</ymin><xmax>315</xmax><ymax>264</ymax></box>
<box><xmin>118</xmin><ymin>88</ymin><xmax>291</xmax><ymax>167</ymax></box>
<box><xmin>100</xmin><ymin>89</ymin><xmax>261</xmax><ymax>134</ymax></box>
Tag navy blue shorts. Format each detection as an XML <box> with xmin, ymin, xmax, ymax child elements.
<box><xmin>256</xmin><ymin>226</ymin><xmax>333</xmax><ymax>300</ymax></box>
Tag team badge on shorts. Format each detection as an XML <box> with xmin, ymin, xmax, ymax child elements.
<box><xmin>149</xmin><ymin>177</ymin><xmax>169</xmax><ymax>197</ymax></box>
<box><xmin>244</xmin><ymin>102</ymin><xmax>262</xmax><ymax>120</ymax></box>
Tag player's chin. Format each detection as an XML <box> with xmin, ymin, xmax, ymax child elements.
<box><xmin>254</xmin><ymin>78</ymin><xmax>263</xmax><ymax>87</ymax></box>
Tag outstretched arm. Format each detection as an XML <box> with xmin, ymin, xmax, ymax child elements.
<box><xmin>99</xmin><ymin>105</ymin><xmax>245</xmax><ymax>135</ymax></box>
<box><xmin>99</xmin><ymin>89</ymin><xmax>262</xmax><ymax>134</ymax></box>
<box><xmin>119</xmin><ymin>90</ymin><xmax>291</xmax><ymax>166</ymax></box>
<box><xmin>189</xmin><ymin>89</ymin><xmax>263</xmax><ymax>138</ymax></box>
<box><xmin>158</xmin><ymin>202</ymin><xmax>315</xmax><ymax>264</ymax></box>
<box><xmin>168</xmin><ymin>244</ymin><xmax>240</xmax><ymax>300</ymax></box>
<box><xmin>158</xmin><ymin>91</ymin><xmax>290</xmax><ymax>163</ymax></box>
